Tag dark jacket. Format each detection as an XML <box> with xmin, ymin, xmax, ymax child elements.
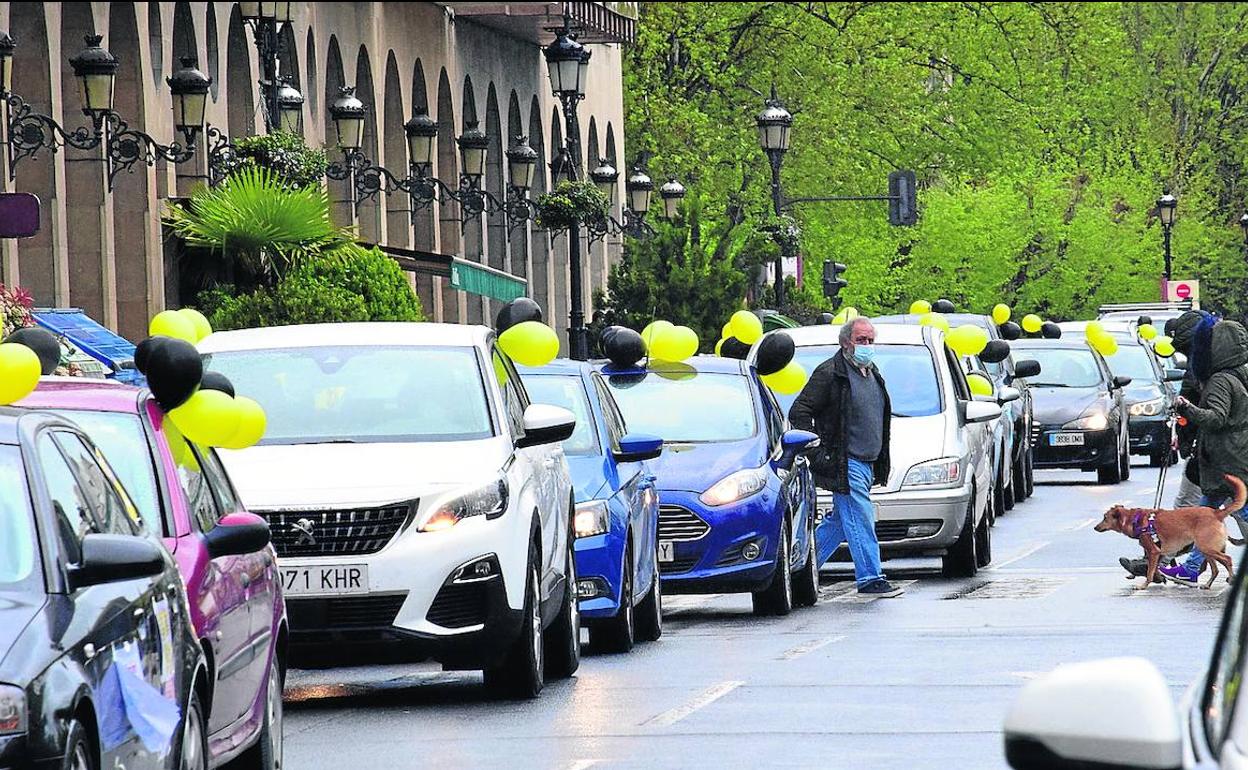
<box><xmin>1179</xmin><ymin>320</ymin><xmax>1248</xmax><ymax>497</ymax></box>
<box><xmin>789</xmin><ymin>350</ymin><xmax>892</xmax><ymax>494</ymax></box>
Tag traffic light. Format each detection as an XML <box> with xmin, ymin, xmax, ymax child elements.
<box><xmin>888</xmin><ymin>169</ymin><xmax>917</xmax><ymax>226</ymax></box>
<box><xmin>823</xmin><ymin>260</ymin><xmax>848</xmax><ymax>306</ymax></box>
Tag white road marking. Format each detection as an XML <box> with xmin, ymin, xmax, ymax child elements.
<box><xmin>986</xmin><ymin>541</ymin><xmax>1050</xmax><ymax>570</ymax></box>
<box><xmin>565</xmin><ymin>761</ymin><xmax>600</xmax><ymax>770</ymax></box>
<box><xmin>777</xmin><ymin>635</ymin><xmax>845</xmax><ymax>661</ymax></box>
<box><xmin>1062</xmin><ymin>517</ymin><xmax>1099</xmax><ymax>531</ymax></box>
<box><xmin>641</xmin><ymin>680</ymin><xmax>744</xmax><ymax>728</ymax></box>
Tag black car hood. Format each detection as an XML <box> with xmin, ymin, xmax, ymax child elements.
<box><xmin>1030</xmin><ymin>386</ymin><xmax>1105</xmax><ymax>425</ymax></box>
<box><xmin>0</xmin><ymin>591</ymin><xmax>46</xmax><ymax>678</ymax></box>
<box><xmin>1123</xmin><ymin>383</ymin><xmax>1163</xmax><ymax>405</ymax></box>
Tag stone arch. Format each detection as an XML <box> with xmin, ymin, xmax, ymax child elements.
<box><xmin>225</xmin><ymin>4</ymin><xmax>254</xmax><ymax>139</ymax></box>
<box><xmin>605</xmin><ymin>122</ymin><xmax>618</xmax><ymax>165</ymax></box>
<box><xmin>172</xmin><ymin>2</ymin><xmax>195</xmax><ymax>62</ymax></box>
<box><xmin>323</xmin><ymin>35</ymin><xmax>351</xmax><ymax>226</ymax></box>
<box><xmin>110</xmin><ymin>0</ymin><xmax>154</xmax><ymax>339</ymax></box>
<box><xmin>354</xmin><ymin>45</ymin><xmax>380</xmax><ymax>242</ymax></box>
<box><xmin>147</xmin><ymin>2</ymin><xmax>163</xmax><ymax>87</ymax></box>
<box><xmin>505</xmin><ymin>90</ymin><xmax>526</xmax><ymax>282</ymax></box>
<box><xmin>528</xmin><ymin>96</ymin><xmax>551</xmax><ymax>326</ymax></box>
<box><xmin>7</xmin><ymin>2</ymin><xmax>59</xmax><ymax>302</ymax></box>
<box><xmin>461</xmin><ymin>74</ymin><xmax>478</xmax><ymax>128</ymax></box>
<box><xmin>278</xmin><ymin>23</ymin><xmax>299</xmax><ymax>90</ymax></box>
<box><xmin>483</xmin><ymin>83</ymin><xmax>505</xmax><ymax>322</ymax></box>
<box><xmin>305</xmin><ymin>28</ymin><xmax>317</xmax><ymax>120</ymax></box>
<box><xmin>410</xmin><ymin>58</ymin><xmax>435</xmax><ymax>315</ymax></box>
<box><xmin>382</xmin><ymin>51</ymin><xmax>408</xmax><ymax>248</ymax></box>
<box><xmin>436</xmin><ymin>68</ymin><xmax>460</xmax><ymax>323</ymax></box>
<box><xmin>586</xmin><ymin>116</ymin><xmax>600</xmax><ymax>177</ymax></box>
<box><xmin>411</xmin><ymin>58</ymin><xmax>428</xmax><ymax>115</ymax></box>
<box><xmin>205</xmin><ymin>4</ymin><xmax>219</xmax><ymax>100</ymax></box>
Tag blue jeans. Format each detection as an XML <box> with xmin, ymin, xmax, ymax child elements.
<box><xmin>823</xmin><ymin>457</ymin><xmax>884</xmax><ymax>587</ymax></box>
<box><xmin>1181</xmin><ymin>493</ymin><xmax>1232</xmax><ymax>572</ymax></box>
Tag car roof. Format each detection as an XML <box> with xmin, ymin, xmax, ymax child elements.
<box><xmin>785</xmin><ymin>322</ymin><xmax>931</xmax><ymax>347</ymax></box>
<box><xmin>198</xmin><ymin>322</ymin><xmax>495</xmax><ymax>353</ymax></box>
<box><xmin>1057</xmin><ymin>320</ymin><xmax>1136</xmax><ymax>336</ymax></box>
<box><xmin>598</xmin><ymin>356</ymin><xmax>749</xmax><ymax>376</ymax></box>
<box><xmin>1011</xmin><ymin>337</ymin><xmax>1097</xmax><ymax>352</ymax></box>
<box><xmin>20</xmin><ymin>377</ymin><xmax>143</xmax><ymax>414</ymax></box>
<box><xmin>517</xmin><ymin>359</ymin><xmax>595</xmax><ymax>377</ymax></box>
<box><xmin>873</xmin><ymin>313</ymin><xmax>996</xmax><ymax>330</ymax></box>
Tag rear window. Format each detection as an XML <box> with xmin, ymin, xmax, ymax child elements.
<box><xmin>783</xmin><ymin>345</ymin><xmax>943</xmax><ymax>418</ymax></box>
<box><xmin>0</xmin><ymin>445</ymin><xmax>40</xmax><ymax>589</ymax></box>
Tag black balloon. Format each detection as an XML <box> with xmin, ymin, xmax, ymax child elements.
<box><xmin>932</xmin><ymin>299</ymin><xmax>956</xmax><ymax>314</ymax></box>
<box><xmin>199</xmin><ymin>371</ymin><xmax>236</xmax><ymax>398</ymax></box>
<box><xmin>600</xmin><ymin>325</ymin><xmax>625</xmax><ymax>348</ymax></box>
<box><xmin>1137</xmin><ymin>315</ymin><xmax>1152</xmax><ymax>327</ymax></box>
<box><xmin>146</xmin><ymin>338</ymin><xmax>203</xmax><ymax>410</ymax></box>
<box><xmin>495</xmin><ymin>297</ymin><xmax>543</xmax><ymax>334</ymax></box>
<box><xmin>134</xmin><ymin>336</ymin><xmax>175</xmax><ymax>375</ymax></box>
<box><xmin>1041</xmin><ymin>321</ymin><xmax>1062</xmax><ymax>339</ymax></box>
<box><xmin>604</xmin><ymin>328</ymin><xmax>646</xmax><ymax>367</ymax></box>
<box><xmin>817</xmin><ymin>312</ymin><xmax>835</xmax><ymax>324</ymax></box>
<box><xmin>980</xmin><ymin>340</ymin><xmax>1011</xmax><ymax>364</ymax></box>
<box><xmin>5</xmin><ymin>327</ymin><xmax>61</xmax><ymax>375</ymax></box>
<box><xmin>998</xmin><ymin>322</ymin><xmax>1022</xmax><ymax>340</ymax></box>
<box><xmin>755</xmin><ymin>332</ymin><xmax>796</xmax><ymax>376</ymax></box>
<box><xmin>720</xmin><ymin>337</ymin><xmax>750</xmax><ymax>360</ymax></box>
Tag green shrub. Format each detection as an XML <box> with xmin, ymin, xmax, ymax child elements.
<box><xmin>216</xmin><ymin>131</ymin><xmax>328</xmax><ymax>189</ymax></box>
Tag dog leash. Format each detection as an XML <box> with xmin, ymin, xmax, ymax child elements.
<box><xmin>1152</xmin><ymin>407</ymin><xmax>1178</xmax><ymax>510</ymax></box>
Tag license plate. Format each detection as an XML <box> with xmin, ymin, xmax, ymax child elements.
<box><xmin>658</xmin><ymin>541</ymin><xmax>675</xmax><ymax>563</ymax></box>
<box><xmin>1049</xmin><ymin>432</ymin><xmax>1085</xmax><ymax>447</ymax></box>
<box><xmin>279</xmin><ymin>564</ymin><xmax>369</xmax><ymax>596</ymax></box>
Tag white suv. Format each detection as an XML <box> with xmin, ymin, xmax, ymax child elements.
<box><xmin>199</xmin><ymin>323</ymin><xmax>579</xmax><ymax>697</ymax></box>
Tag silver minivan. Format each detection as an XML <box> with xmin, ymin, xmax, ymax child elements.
<box><xmin>760</xmin><ymin>323</ymin><xmax>1010</xmax><ymax>576</ymax></box>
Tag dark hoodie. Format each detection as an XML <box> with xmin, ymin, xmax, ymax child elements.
<box><xmin>1180</xmin><ymin>320</ymin><xmax>1248</xmax><ymax>497</ymax></box>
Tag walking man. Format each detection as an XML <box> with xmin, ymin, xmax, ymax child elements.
<box><xmin>790</xmin><ymin>317</ymin><xmax>902</xmax><ymax>597</ymax></box>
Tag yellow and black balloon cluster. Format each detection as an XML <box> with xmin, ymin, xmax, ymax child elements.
<box><xmin>598</xmin><ymin>318</ymin><xmax>700</xmax><ymax>368</ymax></box>
<box><xmin>753</xmin><ymin>330</ymin><xmax>807</xmax><ymax>394</ymax></box>
<box><xmin>0</xmin><ymin>326</ymin><xmax>62</xmax><ymax>405</ymax></box>
<box><xmin>496</xmin><ymin>298</ymin><xmax>560</xmax><ymax>367</ymax></box>
<box><xmin>1132</xmin><ymin>315</ymin><xmax>1174</xmax><ymax>358</ymax></box>
<box><xmin>137</xmin><ymin>309</ymin><xmax>266</xmax><ymax>450</ymax></box>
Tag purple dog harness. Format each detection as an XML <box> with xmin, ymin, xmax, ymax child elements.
<box><xmin>1130</xmin><ymin>512</ymin><xmax>1163</xmax><ymax>547</ymax></box>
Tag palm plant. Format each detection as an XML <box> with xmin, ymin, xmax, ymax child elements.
<box><xmin>165</xmin><ymin>167</ymin><xmax>351</xmax><ymax>290</ymax></box>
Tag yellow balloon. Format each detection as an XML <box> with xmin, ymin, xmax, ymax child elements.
<box><xmin>715</xmin><ymin>339</ymin><xmax>725</xmax><ymax>356</ymax></box>
<box><xmin>833</xmin><ymin>306</ymin><xmax>860</xmax><ymax>324</ymax></box>
<box><xmin>1021</xmin><ymin>314</ymin><xmax>1043</xmax><ymax>334</ymax></box>
<box><xmin>1138</xmin><ymin>323</ymin><xmax>1158</xmax><ymax>341</ymax></box>
<box><xmin>170</xmin><ymin>390</ymin><xmax>242</xmax><ymax>447</ymax></box>
<box><xmin>179</xmin><ymin>308</ymin><xmax>213</xmax><ymax>342</ymax></box>
<box><xmin>150</xmin><ymin>309</ymin><xmax>197</xmax><ymax>343</ymax></box>
<box><xmin>0</xmin><ymin>343</ymin><xmax>41</xmax><ymax>405</ymax></box>
<box><xmin>909</xmin><ymin>300</ymin><xmax>932</xmax><ymax>315</ymax></box>
<box><xmin>1154</xmin><ymin>336</ymin><xmax>1176</xmax><ymax>358</ymax></box>
<box><xmin>967</xmin><ymin>372</ymin><xmax>994</xmax><ymax>397</ymax></box>
<box><xmin>919</xmin><ymin>312</ymin><xmax>950</xmax><ymax>333</ymax></box>
<box><xmin>219</xmin><ymin>396</ymin><xmax>267</xmax><ymax>450</ymax></box>
<box><xmin>947</xmin><ymin>324</ymin><xmax>990</xmax><ymax>356</ymax></box>
<box><xmin>832</xmin><ymin>309</ymin><xmax>848</xmax><ymax>324</ymax></box>
<box><xmin>1093</xmin><ymin>334</ymin><xmax>1119</xmax><ymax>357</ymax></box>
<box><xmin>1085</xmin><ymin>320</ymin><xmax>1105</xmax><ymax>339</ymax></box>
<box><xmin>730</xmin><ymin>310</ymin><xmax>763</xmax><ymax>345</ymax></box>
<box><xmin>499</xmin><ymin>321</ymin><xmax>560</xmax><ymax>367</ymax></box>
<box><xmin>721</xmin><ymin>322</ymin><xmax>733</xmax><ymax>340</ymax></box>
<box><xmin>650</xmin><ymin>325</ymin><xmax>699</xmax><ymax>362</ymax></box>
<box><xmin>761</xmin><ymin>361</ymin><xmax>808</xmax><ymax>395</ymax></box>
<box><xmin>642</xmin><ymin>320</ymin><xmax>675</xmax><ymax>352</ymax></box>
<box><xmin>991</xmin><ymin>304</ymin><xmax>1011</xmax><ymax>325</ymax></box>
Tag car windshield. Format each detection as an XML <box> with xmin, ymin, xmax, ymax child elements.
<box><xmin>0</xmin><ymin>445</ymin><xmax>40</xmax><ymax>590</ymax></box>
<box><xmin>1017</xmin><ymin>347</ymin><xmax>1102</xmax><ymax>388</ymax></box>
<box><xmin>780</xmin><ymin>345</ymin><xmax>942</xmax><ymax>418</ymax></box>
<box><xmin>605</xmin><ymin>371</ymin><xmax>757</xmax><ymax>443</ymax></box>
<box><xmin>520</xmin><ymin>375</ymin><xmax>600</xmax><ymax>456</ymax></box>
<box><xmin>204</xmin><ymin>345</ymin><xmax>494</xmax><ymax>444</ymax></box>
<box><xmin>1107</xmin><ymin>344</ymin><xmax>1158</xmax><ymax>383</ymax></box>
<box><xmin>48</xmin><ymin>410</ymin><xmax>162</xmax><ymax>533</ymax></box>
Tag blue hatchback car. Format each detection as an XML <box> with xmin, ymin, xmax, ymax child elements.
<box><xmin>520</xmin><ymin>361</ymin><xmax>665</xmax><ymax>652</ymax></box>
<box><xmin>598</xmin><ymin>358</ymin><xmax>821</xmax><ymax>616</ymax></box>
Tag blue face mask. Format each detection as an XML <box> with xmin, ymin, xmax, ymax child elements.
<box><xmin>851</xmin><ymin>344</ymin><xmax>875</xmax><ymax>367</ymax></box>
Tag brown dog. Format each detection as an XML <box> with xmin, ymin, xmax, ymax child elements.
<box><xmin>1095</xmin><ymin>474</ymin><xmax>1247</xmax><ymax>589</ymax></box>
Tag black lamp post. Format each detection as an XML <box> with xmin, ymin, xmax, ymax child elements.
<box><xmin>756</xmin><ymin>88</ymin><xmax>793</xmax><ymax>306</ymax></box>
<box><xmin>238</xmin><ymin>1</ymin><xmax>296</xmax><ymax>134</ymax></box>
<box><xmin>1158</xmin><ymin>192</ymin><xmax>1177</xmax><ymax>282</ymax></box>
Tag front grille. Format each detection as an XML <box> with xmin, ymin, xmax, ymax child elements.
<box><xmin>427</xmin><ymin>582</ymin><xmax>490</xmax><ymax>629</ymax></box>
<box><xmin>660</xmin><ymin>555</ymin><xmax>700</xmax><ymax>574</ymax></box>
<box><xmin>288</xmin><ymin>593</ymin><xmax>407</xmax><ymax>630</ymax></box>
<box><xmin>261</xmin><ymin>503</ymin><xmax>413</xmax><ymax>557</ymax></box>
<box><xmin>876</xmin><ymin>521</ymin><xmax>914</xmax><ymax>542</ymax></box>
<box><xmin>715</xmin><ymin>543</ymin><xmax>745</xmax><ymax>568</ymax></box>
<box><xmin>658</xmin><ymin>506</ymin><xmax>710</xmax><ymax>542</ymax></box>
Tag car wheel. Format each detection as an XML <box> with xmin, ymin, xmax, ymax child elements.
<box><xmin>484</xmin><ymin>549</ymin><xmax>544</xmax><ymax>699</ymax></box>
<box><xmin>635</xmin><ymin>547</ymin><xmax>663</xmax><ymax>643</ymax></box>
<box><xmin>792</xmin><ymin>516</ymin><xmax>820</xmax><ymax>608</ymax></box>
<box><xmin>544</xmin><ymin>535</ymin><xmax>581</xmax><ymax>679</ymax></box>
<box><xmin>975</xmin><ymin>508</ymin><xmax>993</xmax><ymax>568</ymax></box>
<box><xmin>1120</xmin><ymin>433</ymin><xmax>1132</xmax><ymax>481</ymax></box>
<box><xmin>177</xmin><ymin>690</ymin><xmax>208</xmax><ymax>770</ymax></box>
<box><xmin>62</xmin><ymin>719</ymin><xmax>94</xmax><ymax>770</ymax></box>
<box><xmin>590</xmin><ymin>543</ymin><xmax>635</xmax><ymax>654</ymax></box>
<box><xmin>237</xmin><ymin>658</ymin><xmax>284</xmax><ymax>769</ymax></box>
<box><xmin>752</xmin><ymin>516</ymin><xmax>793</xmax><ymax>616</ymax></box>
<box><xmin>1097</xmin><ymin>437</ymin><xmax>1125</xmax><ymax>485</ymax></box>
<box><xmin>942</xmin><ymin>496</ymin><xmax>979</xmax><ymax>578</ymax></box>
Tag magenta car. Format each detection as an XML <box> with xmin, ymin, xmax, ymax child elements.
<box><xmin>19</xmin><ymin>378</ymin><xmax>288</xmax><ymax>769</ymax></box>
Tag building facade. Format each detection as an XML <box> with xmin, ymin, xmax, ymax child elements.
<box><xmin>0</xmin><ymin>1</ymin><xmax>633</xmax><ymax>345</ymax></box>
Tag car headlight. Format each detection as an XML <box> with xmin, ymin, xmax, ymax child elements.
<box><xmin>0</xmin><ymin>685</ymin><xmax>26</xmax><ymax>737</ymax></box>
<box><xmin>575</xmin><ymin>500</ymin><xmax>610</xmax><ymax>538</ymax></box>
<box><xmin>418</xmin><ymin>478</ymin><xmax>509</xmax><ymax>532</ymax></box>
<box><xmin>700</xmin><ymin>467</ymin><xmax>769</xmax><ymax>506</ymax></box>
<box><xmin>902</xmin><ymin>457</ymin><xmax>962</xmax><ymax>489</ymax></box>
<box><xmin>1065</xmin><ymin>411</ymin><xmax>1109</xmax><ymax>430</ymax></box>
<box><xmin>1129</xmin><ymin>398</ymin><xmax>1165</xmax><ymax>417</ymax></box>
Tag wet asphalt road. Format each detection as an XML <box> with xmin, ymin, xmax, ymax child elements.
<box><xmin>280</xmin><ymin>462</ymin><xmax>1232</xmax><ymax>770</ymax></box>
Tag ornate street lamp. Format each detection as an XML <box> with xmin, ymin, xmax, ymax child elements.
<box><xmin>659</xmin><ymin>177</ymin><xmax>686</xmax><ymax>221</ymax></box>
<box><xmin>590</xmin><ymin>159</ymin><xmax>618</xmax><ymax>205</ymax></box>
<box><xmin>626</xmin><ymin>166</ymin><xmax>654</xmax><ymax>217</ymax></box>
<box><xmin>544</xmin><ymin>26</ymin><xmax>586</xmax><ymax>105</ymax></box>
<box><xmin>275</xmin><ymin>78</ymin><xmax>304</xmax><ymax>134</ymax></box>
<box><xmin>0</xmin><ymin>32</ymin><xmax>14</xmax><ymax>95</ymax></box>
<box><xmin>757</xmin><ymin>88</ymin><xmax>794</xmax><ymax>305</ymax></box>
<box><xmin>329</xmin><ymin>86</ymin><xmax>366</xmax><ymax>151</ymax></box>
<box><xmin>69</xmin><ymin>34</ymin><xmax>119</xmax><ymax>118</ymax></box>
<box><xmin>405</xmin><ymin>111</ymin><xmax>437</xmax><ymax>171</ymax></box>
<box><xmin>506</xmin><ymin>136</ymin><xmax>539</xmax><ymax>192</ymax></box>
<box><xmin>167</xmin><ymin>57</ymin><xmax>211</xmax><ymax>146</ymax></box>
<box><xmin>457</xmin><ymin>121</ymin><xmax>488</xmax><ymax>182</ymax></box>
<box><xmin>1158</xmin><ymin>192</ymin><xmax>1177</xmax><ymax>282</ymax></box>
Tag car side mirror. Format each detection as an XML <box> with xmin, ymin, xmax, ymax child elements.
<box><xmin>776</xmin><ymin>429</ymin><xmax>820</xmax><ymax>470</ymax></box>
<box><xmin>963</xmin><ymin>401</ymin><xmax>1002</xmax><ymax>424</ymax></box>
<box><xmin>204</xmin><ymin>512</ymin><xmax>271</xmax><ymax>559</ymax></box>
<box><xmin>614</xmin><ymin>433</ymin><xmax>663</xmax><ymax>463</ymax></box>
<box><xmin>516</xmin><ymin>404</ymin><xmax>577</xmax><ymax>449</ymax></box>
<box><xmin>997</xmin><ymin>386</ymin><xmax>1021</xmax><ymax>405</ymax></box>
<box><xmin>1004</xmin><ymin>657</ymin><xmax>1182</xmax><ymax>770</ymax></box>
<box><xmin>1013</xmin><ymin>359</ymin><xmax>1042</xmax><ymax>379</ymax></box>
<box><xmin>68</xmin><ymin>533</ymin><xmax>165</xmax><ymax>590</ymax></box>
<box><xmin>1112</xmin><ymin>375</ymin><xmax>1132</xmax><ymax>389</ymax></box>
<box><xmin>1164</xmin><ymin>368</ymin><xmax>1185</xmax><ymax>382</ymax></box>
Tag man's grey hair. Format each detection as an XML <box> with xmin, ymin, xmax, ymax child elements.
<box><xmin>839</xmin><ymin>317</ymin><xmax>872</xmax><ymax>347</ymax></box>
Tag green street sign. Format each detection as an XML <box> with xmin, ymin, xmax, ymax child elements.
<box><xmin>449</xmin><ymin>258</ymin><xmax>528</xmax><ymax>302</ymax></box>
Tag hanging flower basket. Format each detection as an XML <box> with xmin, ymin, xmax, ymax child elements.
<box><xmin>535</xmin><ymin>181</ymin><xmax>610</xmax><ymax>231</ymax></box>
